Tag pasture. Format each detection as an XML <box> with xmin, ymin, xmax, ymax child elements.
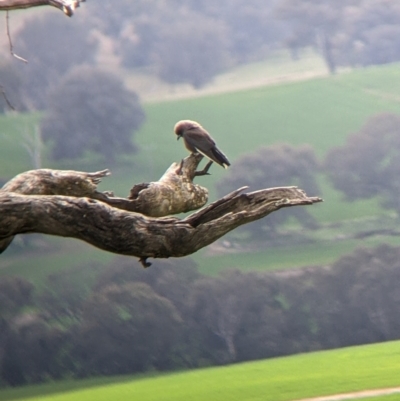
<box><xmin>2</xmin><ymin>61</ymin><xmax>400</xmax><ymax>279</ymax></box>
<box><xmin>1</xmin><ymin>340</ymin><xmax>400</xmax><ymax>401</ymax></box>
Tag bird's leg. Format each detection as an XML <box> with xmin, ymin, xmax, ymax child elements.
<box><xmin>175</xmin><ymin>159</ymin><xmax>184</xmax><ymax>176</ymax></box>
<box><xmin>194</xmin><ymin>160</ymin><xmax>213</xmax><ymax>176</ymax></box>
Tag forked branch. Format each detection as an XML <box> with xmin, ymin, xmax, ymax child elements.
<box><xmin>0</xmin><ymin>165</ymin><xmax>322</xmax><ymax>266</ymax></box>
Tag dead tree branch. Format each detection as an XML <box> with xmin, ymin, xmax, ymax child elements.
<box><xmin>128</xmin><ymin>153</ymin><xmax>209</xmax><ymax>217</ymax></box>
<box><xmin>2</xmin><ymin>153</ymin><xmax>209</xmax><ymax>217</ymax></box>
<box><xmin>6</xmin><ymin>10</ymin><xmax>27</xmax><ymax>62</ymax></box>
<box><xmin>0</xmin><ymin>163</ymin><xmax>322</xmax><ymax>265</ymax></box>
<box><xmin>0</xmin><ymin>0</ymin><xmax>84</xmax><ymax>16</ymax></box>
<box><xmin>0</xmin><ymin>83</ymin><xmax>15</xmax><ymax>110</ymax></box>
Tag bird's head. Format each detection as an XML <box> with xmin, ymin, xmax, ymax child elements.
<box><xmin>174</xmin><ymin>120</ymin><xmax>201</xmax><ymax>140</ymax></box>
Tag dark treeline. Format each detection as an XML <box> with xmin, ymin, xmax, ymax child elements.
<box><xmin>1</xmin><ymin>243</ymin><xmax>400</xmax><ymax>387</ymax></box>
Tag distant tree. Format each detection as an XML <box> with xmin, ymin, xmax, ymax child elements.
<box><xmin>40</xmin><ymin>66</ymin><xmax>145</xmax><ymax>163</ymax></box>
<box><xmin>360</xmin><ymin>25</ymin><xmax>400</xmax><ymax>66</ymax></box>
<box><xmin>0</xmin><ymin>276</ymin><xmax>34</xmax><ymax>318</ymax></box>
<box><xmin>217</xmin><ymin>144</ymin><xmax>320</xmax><ymax>240</ymax></box>
<box><xmin>88</xmin><ymin>0</ymin><xmax>233</xmax><ymax>82</ymax></box>
<box><xmin>278</xmin><ymin>0</ymin><xmax>400</xmax><ymax>71</ymax></box>
<box><xmin>234</xmin><ymin>274</ymin><xmax>289</xmax><ymax>360</ymax></box>
<box><xmin>37</xmin><ymin>263</ymin><xmax>104</xmax><ymax>324</ymax></box>
<box><xmin>75</xmin><ymin>282</ymin><xmax>182</xmax><ymax>376</ymax></box>
<box><xmin>115</xmin><ymin>2</ymin><xmax>174</xmax><ymax>69</ymax></box>
<box><xmin>187</xmin><ymin>0</ymin><xmax>286</xmax><ymax>62</ymax></box>
<box><xmin>336</xmin><ymin>0</ymin><xmax>400</xmax><ymax>67</ymax></box>
<box><xmin>90</xmin><ymin>0</ymin><xmax>283</xmax><ymax>71</ymax></box>
<box><xmin>189</xmin><ymin>269</ymin><xmax>293</xmax><ymax>363</ymax></box>
<box><xmin>0</xmin><ymin>62</ymin><xmax>27</xmax><ymax>112</ymax></box>
<box><xmin>326</xmin><ymin>244</ymin><xmax>400</xmax><ymax>343</ymax></box>
<box><xmin>118</xmin><ymin>18</ymin><xmax>160</xmax><ymax>69</ymax></box>
<box><xmin>92</xmin><ymin>257</ymin><xmax>208</xmax><ymax>369</ymax></box>
<box><xmin>153</xmin><ymin>10</ymin><xmax>232</xmax><ymax>88</ymax></box>
<box><xmin>14</xmin><ymin>12</ymin><xmax>96</xmax><ymax>109</ymax></box>
<box><xmin>95</xmin><ymin>257</ymin><xmax>201</xmax><ymax>315</ymax></box>
<box><xmin>87</xmin><ymin>0</ymin><xmax>150</xmax><ymax>38</ymax></box>
<box><xmin>1</xmin><ymin>313</ymin><xmax>69</xmax><ymax>386</ymax></box>
<box><xmin>277</xmin><ymin>0</ymin><xmax>347</xmax><ymax>74</ymax></box>
<box><xmin>189</xmin><ymin>271</ymin><xmax>248</xmax><ymax>362</ymax></box>
<box><xmin>0</xmin><ymin>277</ymin><xmax>72</xmax><ymax>386</ymax></box>
<box><xmin>0</xmin><ymin>276</ymin><xmax>35</xmax><ymax>384</ymax></box>
<box><xmin>325</xmin><ymin>113</ymin><xmax>400</xmax><ymax>215</ymax></box>
<box><xmin>347</xmin><ymin>247</ymin><xmax>400</xmax><ymax>341</ymax></box>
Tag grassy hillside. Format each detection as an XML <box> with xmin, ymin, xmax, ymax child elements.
<box><xmin>133</xmin><ymin>64</ymin><xmax>400</xmax><ymax>198</ymax></box>
<box><xmin>1</xmin><ymin>340</ymin><xmax>400</xmax><ymax>401</ymax></box>
<box><xmin>2</xmin><ymin>62</ymin><xmax>400</xmax><ymax>280</ymax></box>
<box><xmin>196</xmin><ymin>235</ymin><xmax>400</xmax><ymax>275</ymax></box>
<box><xmin>0</xmin><ymin>114</ymin><xmax>42</xmax><ymax>178</ymax></box>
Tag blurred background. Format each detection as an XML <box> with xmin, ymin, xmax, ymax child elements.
<box><xmin>1</xmin><ymin>0</ymin><xmax>400</xmax><ymax>389</ymax></box>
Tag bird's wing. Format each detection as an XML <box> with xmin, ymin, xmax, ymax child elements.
<box><xmin>185</xmin><ymin>131</ymin><xmax>230</xmax><ymax>168</ymax></box>
<box><xmin>183</xmin><ymin>130</ymin><xmax>214</xmax><ymax>154</ymax></box>
<box><xmin>185</xmin><ymin>130</ymin><xmax>216</xmax><ymax>148</ymax></box>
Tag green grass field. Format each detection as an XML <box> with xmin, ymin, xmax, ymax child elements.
<box><xmin>194</xmin><ymin>236</ymin><xmax>400</xmax><ymax>275</ymax></box>
<box><xmin>1</xmin><ymin>340</ymin><xmax>400</xmax><ymax>401</ymax></box>
<box><xmin>2</xmin><ymin>60</ymin><xmax>400</xmax><ymax>280</ymax></box>
<box><xmin>0</xmin><ymin>238</ymin><xmax>114</xmax><ymax>288</ymax></box>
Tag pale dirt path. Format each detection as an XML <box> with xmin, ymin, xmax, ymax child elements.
<box><xmin>295</xmin><ymin>387</ymin><xmax>400</xmax><ymax>401</ymax></box>
<box><xmin>127</xmin><ymin>52</ymin><xmax>334</xmax><ymax>103</ymax></box>
<box><xmin>140</xmin><ymin>70</ymin><xmax>329</xmax><ymax>103</ymax></box>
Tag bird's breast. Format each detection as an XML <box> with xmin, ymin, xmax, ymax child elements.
<box><xmin>183</xmin><ymin>137</ymin><xmax>197</xmax><ymax>153</ymax></box>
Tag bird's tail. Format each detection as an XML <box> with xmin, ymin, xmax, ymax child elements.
<box><xmin>212</xmin><ymin>147</ymin><xmax>231</xmax><ymax>168</ymax></box>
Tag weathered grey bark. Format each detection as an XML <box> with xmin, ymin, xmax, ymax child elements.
<box><xmin>0</xmin><ymin>162</ymin><xmax>322</xmax><ymax>266</ymax></box>
<box><xmin>0</xmin><ymin>0</ymin><xmax>84</xmax><ymax>16</ymax></box>
<box><xmin>128</xmin><ymin>153</ymin><xmax>209</xmax><ymax>217</ymax></box>
<box><xmin>2</xmin><ymin>154</ymin><xmax>209</xmax><ymax>217</ymax></box>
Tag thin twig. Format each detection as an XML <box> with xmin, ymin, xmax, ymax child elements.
<box><xmin>194</xmin><ymin>160</ymin><xmax>213</xmax><ymax>176</ymax></box>
<box><xmin>6</xmin><ymin>11</ymin><xmax>28</xmax><ymax>63</ymax></box>
<box><xmin>0</xmin><ymin>84</ymin><xmax>15</xmax><ymax>110</ymax></box>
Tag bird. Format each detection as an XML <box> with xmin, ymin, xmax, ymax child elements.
<box><xmin>174</xmin><ymin>120</ymin><xmax>231</xmax><ymax>169</ymax></box>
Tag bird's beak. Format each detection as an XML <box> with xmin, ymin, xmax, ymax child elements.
<box><xmin>177</xmin><ymin>135</ymin><xmax>182</xmax><ymax>140</ymax></box>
